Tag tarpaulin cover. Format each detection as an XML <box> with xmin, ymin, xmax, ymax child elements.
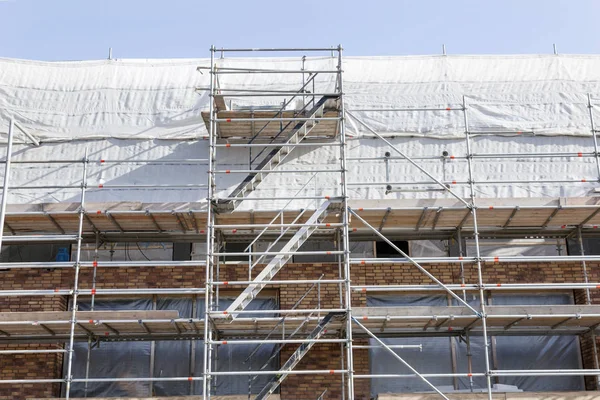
<box><xmin>368</xmin><ymin>295</ymin><xmax>453</xmax><ymax>395</ymax></box>
<box><xmin>368</xmin><ymin>294</ymin><xmax>583</xmax><ymax>396</ymax></box>
<box><xmin>2</xmin><ymin>55</ymin><xmax>600</xmax><ymax>207</ymax></box>
<box><xmin>1</xmin><ymin>135</ymin><xmax>599</xmax><ymax>207</ymax></box>
<box><xmin>69</xmin><ymin>298</ymin><xmax>153</xmax><ymax>397</ymax></box>
<box><xmin>3</xmin><ymin>55</ymin><xmax>600</xmax><ymax>141</ymax></box>
<box><xmin>68</xmin><ymin>296</ymin><xmax>277</xmax><ymax>397</ymax></box>
<box><xmin>492</xmin><ymin>293</ymin><xmax>583</xmax><ymax>391</ymax></box>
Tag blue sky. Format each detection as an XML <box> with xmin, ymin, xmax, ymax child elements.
<box><xmin>1</xmin><ymin>0</ymin><xmax>599</xmax><ymax>60</ymax></box>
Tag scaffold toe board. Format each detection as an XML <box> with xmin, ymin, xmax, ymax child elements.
<box><xmin>0</xmin><ymin>311</ymin><xmax>182</xmax><ymax>339</ymax></box>
<box><xmin>28</xmin><ymin>396</ymin><xmax>282</xmax><ymax>400</ymax></box>
<box><xmin>4</xmin><ymin>305</ymin><xmax>600</xmax><ymax>342</ymax></box>
<box><xmin>5</xmin><ymin>197</ymin><xmax>600</xmax><ymax>240</ymax></box>
<box><xmin>352</xmin><ymin>305</ymin><xmax>600</xmax><ymax>336</ymax></box>
<box><xmin>376</xmin><ymin>393</ymin><xmax>600</xmax><ymax>400</ymax></box>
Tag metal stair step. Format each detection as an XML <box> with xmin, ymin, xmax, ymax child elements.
<box><xmin>219</xmin><ymin>95</ymin><xmax>338</xmax><ymax>212</ymax></box>
<box><xmin>219</xmin><ymin>200</ymin><xmax>338</xmax><ymax>320</ymax></box>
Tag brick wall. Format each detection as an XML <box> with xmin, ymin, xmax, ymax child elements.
<box><xmin>0</xmin><ymin>344</ymin><xmax>63</xmax><ymax>400</ymax></box>
<box><xmin>0</xmin><ymin>268</ymin><xmax>66</xmax><ymax>400</ymax></box>
<box><xmin>0</xmin><ymin>261</ymin><xmax>598</xmax><ymax>399</ymax></box>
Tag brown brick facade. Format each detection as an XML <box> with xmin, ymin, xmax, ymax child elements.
<box><xmin>0</xmin><ymin>261</ymin><xmax>598</xmax><ymax>399</ymax></box>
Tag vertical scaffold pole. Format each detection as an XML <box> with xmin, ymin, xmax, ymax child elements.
<box><xmin>586</xmin><ymin>94</ymin><xmax>600</xmax><ymax>181</ymax></box>
<box><xmin>337</xmin><ymin>229</ymin><xmax>346</xmax><ymax>400</ymax></box>
<box><xmin>462</xmin><ymin>97</ymin><xmax>493</xmax><ymax>400</ymax></box>
<box><xmin>202</xmin><ymin>44</ymin><xmax>216</xmax><ymax>400</ymax></box>
<box><xmin>0</xmin><ymin>119</ymin><xmax>14</xmax><ymax>254</ymax></box>
<box><xmin>457</xmin><ymin>229</ymin><xmax>475</xmax><ymax>392</ymax></box>
<box><xmin>337</xmin><ymin>44</ymin><xmax>355</xmax><ymax>400</ymax></box>
<box><xmin>84</xmin><ymin>232</ymin><xmax>100</xmax><ymax>397</ymax></box>
<box><xmin>577</xmin><ymin>227</ymin><xmax>600</xmax><ymax>387</ymax></box>
<box><xmin>65</xmin><ymin>148</ymin><xmax>89</xmax><ymax>399</ymax></box>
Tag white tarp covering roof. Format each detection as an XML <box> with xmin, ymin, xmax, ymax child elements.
<box><xmin>2</xmin><ymin>54</ymin><xmax>600</xmax><ymax>207</ymax></box>
<box><xmin>3</xmin><ymin>54</ymin><xmax>600</xmax><ymax>141</ymax></box>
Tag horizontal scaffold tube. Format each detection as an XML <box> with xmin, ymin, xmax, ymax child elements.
<box><xmin>210</xmin><ymin>370</ymin><xmax>347</xmax><ymax>376</ymax></box>
<box><xmin>210</xmin><ymin>339</ymin><xmax>346</xmax><ymax>345</ymax></box>
<box><xmin>351</xmin><ymin>255</ymin><xmax>600</xmax><ymax>264</ymax></box>
<box><xmin>0</xmin><ymin>376</ymin><xmax>207</xmax><ymax>385</ymax></box>
<box><xmin>212</xmin><ymin>250</ymin><xmax>344</xmax><ymax>256</ymax></box>
<box><xmin>214</xmin><ymin>279</ymin><xmax>345</xmax><ymax>285</ymax></box>
<box><xmin>214</xmin><ymin>223</ymin><xmax>343</xmax><ymax>229</ymax></box>
<box><xmin>354</xmin><ymin>373</ymin><xmax>486</xmax><ymax>379</ymax></box>
<box><xmin>213</xmin><ymin>47</ymin><xmax>338</xmax><ymax>52</ymax></box>
<box><xmin>0</xmin><ymin>261</ymin><xmax>207</xmax><ymax>269</ymax></box>
<box><xmin>0</xmin><ymin>288</ymin><xmax>206</xmax><ymax>296</ymax></box>
<box><xmin>489</xmin><ymin>369</ymin><xmax>600</xmax><ymax>376</ymax></box>
<box><xmin>353</xmin><ymin>283</ymin><xmax>600</xmax><ymax>292</ymax></box>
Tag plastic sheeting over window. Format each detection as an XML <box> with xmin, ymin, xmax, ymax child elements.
<box><xmin>206</xmin><ymin>297</ymin><xmax>278</xmax><ymax>396</ymax></box>
<box><xmin>492</xmin><ymin>293</ymin><xmax>584</xmax><ymax>391</ymax></box>
<box><xmin>409</xmin><ymin>240</ymin><xmax>447</xmax><ymax>258</ymax></box>
<box><xmin>466</xmin><ymin>239</ymin><xmax>563</xmax><ymax>258</ymax></box>
<box><xmin>67</xmin><ymin>296</ymin><xmax>277</xmax><ymax>397</ymax></box>
<box><xmin>367</xmin><ymin>295</ymin><xmax>453</xmax><ymax>395</ymax></box>
<box><xmin>368</xmin><ymin>293</ymin><xmax>583</xmax><ymax>395</ymax></box>
<box><xmin>69</xmin><ymin>298</ymin><xmax>153</xmax><ymax>397</ymax></box>
<box><xmin>76</xmin><ymin>242</ymin><xmax>173</xmax><ymax>262</ymax></box>
<box><xmin>153</xmin><ymin>297</ymin><xmax>193</xmax><ymax>396</ymax></box>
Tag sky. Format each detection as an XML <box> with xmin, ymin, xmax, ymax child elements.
<box><xmin>1</xmin><ymin>0</ymin><xmax>600</xmax><ymax>60</ymax></box>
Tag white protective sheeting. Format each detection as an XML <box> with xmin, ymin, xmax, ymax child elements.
<box><xmin>368</xmin><ymin>295</ymin><xmax>454</xmax><ymax>395</ymax></box>
<box><xmin>369</xmin><ymin>294</ymin><xmax>584</xmax><ymax>396</ymax></box>
<box><xmin>70</xmin><ymin>296</ymin><xmax>277</xmax><ymax>397</ymax></box>
<box><xmin>3</xmin><ymin>55</ymin><xmax>600</xmax><ymax>141</ymax></box>
<box><xmin>0</xmin><ymin>135</ymin><xmax>598</xmax><ymax>207</ymax></box>
<box><xmin>2</xmin><ymin>55</ymin><xmax>600</xmax><ymax>207</ymax></box>
<box><xmin>465</xmin><ymin>239</ymin><xmax>562</xmax><ymax>258</ymax></box>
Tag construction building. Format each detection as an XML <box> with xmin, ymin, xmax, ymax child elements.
<box><xmin>2</xmin><ymin>46</ymin><xmax>600</xmax><ymax>399</ymax></box>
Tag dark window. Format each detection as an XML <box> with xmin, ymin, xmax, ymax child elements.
<box><xmin>220</xmin><ymin>242</ymin><xmax>252</xmax><ymax>262</ymax></box>
<box><xmin>375</xmin><ymin>240</ymin><xmax>409</xmax><ymax>258</ymax></box>
<box><xmin>0</xmin><ymin>244</ymin><xmax>71</xmax><ymax>263</ymax></box>
<box><xmin>173</xmin><ymin>242</ymin><xmax>192</xmax><ymax>261</ymax></box>
<box><xmin>567</xmin><ymin>237</ymin><xmax>600</xmax><ymax>255</ymax></box>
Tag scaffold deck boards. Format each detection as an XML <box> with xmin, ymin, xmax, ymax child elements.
<box><xmin>377</xmin><ymin>393</ymin><xmax>600</xmax><ymax>400</ymax></box>
<box><xmin>4</xmin><ymin>197</ymin><xmax>600</xmax><ymax>240</ymax></box>
<box><xmin>201</xmin><ymin>110</ymin><xmax>339</xmax><ymax>139</ymax></box>
<box><xmin>28</xmin><ymin>396</ymin><xmax>281</xmax><ymax>400</ymax></box>
<box><xmin>3</xmin><ymin>305</ymin><xmax>600</xmax><ymax>342</ymax></box>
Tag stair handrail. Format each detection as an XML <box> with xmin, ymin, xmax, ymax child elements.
<box><xmin>249</xmin><ymin>209</ymin><xmax>311</xmax><ymax>274</ymax></box>
<box><xmin>244</xmin><ymin>274</ymin><xmax>325</xmax><ymax>365</ymax></box>
<box><xmin>249</xmin><ymin>91</ymin><xmax>326</xmax><ymax>168</ymax></box>
<box><xmin>244</xmin><ymin>173</ymin><xmax>319</xmax><ymax>275</ymax></box>
<box><xmin>247</xmin><ymin>72</ymin><xmax>320</xmax><ymax>148</ymax></box>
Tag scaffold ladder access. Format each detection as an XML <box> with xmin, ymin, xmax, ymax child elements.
<box><xmin>255</xmin><ymin>311</ymin><xmax>345</xmax><ymax>400</ymax></box>
<box><xmin>220</xmin><ymin>199</ymin><xmax>340</xmax><ymax>320</ymax></box>
<box><xmin>218</xmin><ymin>95</ymin><xmax>339</xmax><ymax>211</ymax></box>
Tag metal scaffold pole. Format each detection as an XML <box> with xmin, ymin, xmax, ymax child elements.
<box><xmin>462</xmin><ymin>96</ymin><xmax>493</xmax><ymax>400</ymax></box>
<box><xmin>337</xmin><ymin>44</ymin><xmax>355</xmax><ymax>399</ymax></box>
<box><xmin>577</xmin><ymin>226</ymin><xmax>600</xmax><ymax>388</ymax></box>
<box><xmin>202</xmin><ymin>44</ymin><xmax>216</xmax><ymax>400</ymax></box>
<box><xmin>587</xmin><ymin>93</ymin><xmax>600</xmax><ymax>180</ymax></box>
<box><xmin>64</xmin><ymin>148</ymin><xmax>89</xmax><ymax>399</ymax></box>
<box><xmin>0</xmin><ymin>119</ymin><xmax>14</xmax><ymax>254</ymax></box>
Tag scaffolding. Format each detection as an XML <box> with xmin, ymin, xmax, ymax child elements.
<box><xmin>2</xmin><ymin>46</ymin><xmax>600</xmax><ymax>400</ymax></box>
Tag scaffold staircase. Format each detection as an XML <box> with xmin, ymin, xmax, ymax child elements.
<box><xmin>221</xmin><ymin>199</ymin><xmax>339</xmax><ymax>320</ymax></box>
<box><xmin>218</xmin><ymin>95</ymin><xmax>339</xmax><ymax>211</ymax></box>
<box><xmin>255</xmin><ymin>311</ymin><xmax>345</xmax><ymax>400</ymax></box>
